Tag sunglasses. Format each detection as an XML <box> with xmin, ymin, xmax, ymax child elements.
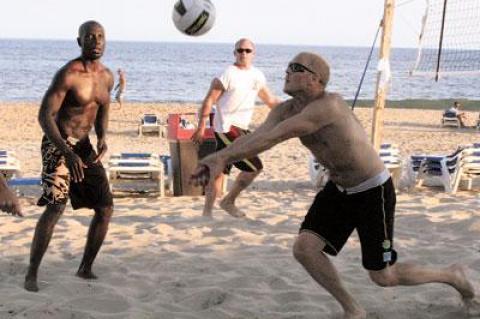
<box><xmin>236</xmin><ymin>48</ymin><xmax>253</xmax><ymax>54</ymax></box>
<box><xmin>287</xmin><ymin>62</ymin><xmax>316</xmax><ymax>75</ymax></box>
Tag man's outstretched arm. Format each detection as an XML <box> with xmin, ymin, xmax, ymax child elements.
<box><xmin>191</xmin><ymin>103</ymin><xmax>324</xmax><ymax>186</ymax></box>
<box><xmin>216</xmin><ymin>111</ymin><xmax>320</xmax><ymax>164</ymax></box>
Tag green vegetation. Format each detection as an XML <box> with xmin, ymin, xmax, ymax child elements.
<box><xmin>348</xmin><ymin>99</ymin><xmax>480</xmax><ymax>111</ymax></box>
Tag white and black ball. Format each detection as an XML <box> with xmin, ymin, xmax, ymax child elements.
<box><xmin>172</xmin><ymin>0</ymin><xmax>216</xmax><ymax>36</ymax></box>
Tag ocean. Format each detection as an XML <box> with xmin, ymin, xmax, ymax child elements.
<box><xmin>1</xmin><ymin>39</ymin><xmax>479</xmax><ymax>103</ymax></box>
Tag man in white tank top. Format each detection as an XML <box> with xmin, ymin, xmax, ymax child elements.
<box><xmin>192</xmin><ymin>38</ymin><xmax>280</xmax><ymax>218</ymax></box>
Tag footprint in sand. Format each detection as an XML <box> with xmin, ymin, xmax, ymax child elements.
<box><xmin>179</xmin><ymin>288</ymin><xmax>228</xmax><ymax>310</ymax></box>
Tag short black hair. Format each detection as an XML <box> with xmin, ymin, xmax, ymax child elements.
<box><xmin>78</xmin><ymin>20</ymin><xmax>103</xmax><ymax>37</ymax></box>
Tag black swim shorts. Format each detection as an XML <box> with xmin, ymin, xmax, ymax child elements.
<box><xmin>300</xmin><ymin>178</ymin><xmax>397</xmax><ymax>271</ymax></box>
<box><xmin>215</xmin><ymin>126</ymin><xmax>263</xmax><ymax>174</ymax></box>
<box><xmin>37</xmin><ymin>136</ymin><xmax>113</xmax><ymax>210</ymax></box>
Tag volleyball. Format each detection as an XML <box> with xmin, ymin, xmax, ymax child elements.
<box><xmin>172</xmin><ymin>0</ymin><xmax>216</xmax><ymax>36</ymax></box>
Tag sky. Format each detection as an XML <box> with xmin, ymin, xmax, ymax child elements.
<box><xmin>0</xmin><ymin>0</ymin><xmax>426</xmax><ymax>48</ymax></box>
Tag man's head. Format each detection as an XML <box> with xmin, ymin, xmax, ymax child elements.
<box><xmin>233</xmin><ymin>38</ymin><xmax>255</xmax><ymax>68</ymax></box>
<box><xmin>283</xmin><ymin>52</ymin><xmax>330</xmax><ymax>97</ymax></box>
<box><xmin>77</xmin><ymin>20</ymin><xmax>105</xmax><ymax>60</ymax></box>
<box><xmin>454</xmin><ymin>101</ymin><xmax>461</xmax><ymax>109</ymax></box>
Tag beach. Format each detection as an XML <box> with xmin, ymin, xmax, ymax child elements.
<box><xmin>1</xmin><ymin>102</ymin><xmax>480</xmax><ymax>319</ymax></box>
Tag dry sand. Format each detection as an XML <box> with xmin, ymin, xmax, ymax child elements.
<box><xmin>1</xmin><ymin>102</ymin><xmax>479</xmax><ymax>319</ymax></box>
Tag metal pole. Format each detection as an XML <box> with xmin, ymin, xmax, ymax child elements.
<box><xmin>435</xmin><ymin>0</ymin><xmax>448</xmax><ymax>81</ymax></box>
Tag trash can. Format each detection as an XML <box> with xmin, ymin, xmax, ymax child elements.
<box><xmin>167</xmin><ymin>113</ymin><xmax>216</xmax><ymax>196</ymax></box>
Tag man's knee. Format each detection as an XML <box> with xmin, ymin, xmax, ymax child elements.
<box><xmin>293</xmin><ymin>232</ymin><xmax>326</xmax><ymax>263</ymax></box>
<box><xmin>369</xmin><ymin>267</ymin><xmax>398</xmax><ymax>287</ymax></box>
<box><xmin>43</xmin><ymin>204</ymin><xmax>66</xmax><ymax>218</ymax></box>
<box><xmin>94</xmin><ymin>205</ymin><xmax>114</xmax><ymax>221</ymax></box>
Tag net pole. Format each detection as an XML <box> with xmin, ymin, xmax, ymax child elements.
<box><xmin>371</xmin><ymin>0</ymin><xmax>395</xmax><ymax>151</ymax></box>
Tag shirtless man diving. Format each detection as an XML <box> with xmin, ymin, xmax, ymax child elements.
<box><xmin>191</xmin><ymin>52</ymin><xmax>480</xmax><ymax>318</ymax></box>
<box><xmin>24</xmin><ymin>20</ymin><xmax>114</xmax><ymax>292</ymax></box>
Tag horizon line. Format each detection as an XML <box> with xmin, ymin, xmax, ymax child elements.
<box><xmin>0</xmin><ymin>36</ymin><xmax>418</xmax><ymax>50</ymax></box>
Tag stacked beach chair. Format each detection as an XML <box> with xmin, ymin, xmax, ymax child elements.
<box><xmin>308</xmin><ymin>143</ymin><xmax>402</xmax><ymax>190</ymax></box>
<box><xmin>409</xmin><ymin>144</ymin><xmax>480</xmax><ymax>193</ymax></box>
<box><xmin>379</xmin><ymin>143</ymin><xmax>402</xmax><ymax>186</ymax></box>
<box><xmin>451</xmin><ymin>144</ymin><xmax>480</xmax><ymax>193</ymax></box>
<box><xmin>107</xmin><ymin>153</ymin><xmax>166</xmax><ymax>197</ymax></box>
<box><xmin>415</xmin><ymin>152</ymin><xmax>461</xmax><ymax>193</ymax></box>
<box><xmin>0</xmin><ymin>150</ymin><xmax>21</xmax><ymax>180</ymax></box>
<box><xmin>1</xmin><ymin>150</ymin><xmax>42</xmax><ymax>196</ymax></box>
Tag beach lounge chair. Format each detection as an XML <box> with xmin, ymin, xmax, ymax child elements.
<box><xmin>379</xmin><ymin>144</ymin><xmax>402</xmax><ymax>186</ymax></box>
<box><xmin>308</xmin><ymin>154</ymin><xmax>328</xmax><ymax>190</ymax></box>
<box><xmin>107</xmin><ymin>152</ymin><xmax>165</xmax><ymax>197</ymax></box>
<box><xmin>416</xmin><ymin>151</ymin><xmax>461</xmax><ymax>193</ymax></box>
<box><xmin>0</xmin><ymin>150</ymin><xmax>21</xmax><ymax>180</ymax></box>
<box><xmin>160</xmin><ymin>155</ymin><xmax>174</xmax><ymax>192</ymax></box>
<box><xmin>138</xmin><ymin>114</ymin><xmax>164</xmax><ymax>136</ymax></box>
<box><xmin>441</xmin><ymin>111</ymin><xmax>460</xmax><ymax>128</ymax></box>
<box><xmin>307</xmin><ymin>144</ymin><xmax>401</xmax><ymax>190</ymax></box>
<box><xmin>452</xmin><ymin>146</ymin><xmax>480</xmax><ymax>193</ymax></box>
<box><xmin>7</xmin><ymin>177</ymin><xmax>42</xmax><ymax>196</ymax></box>
<box><xmin>407</xmin><ymin>154</ymin><xmax>427</xmax><ymax>180</ymax></box>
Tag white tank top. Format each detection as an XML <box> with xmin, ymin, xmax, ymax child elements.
<box><xmin>214</xmin><ymin>65</ymin><xmax>266</xmax><ymax>133</ymax></box>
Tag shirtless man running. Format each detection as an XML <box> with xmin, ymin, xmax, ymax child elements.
<box><xmin>24</xmin><ymin>21</ymin><xmax>114</xmax><ymax>292</ymax></box>
<box><xmin>191</xmin><ymin>52</ymin><xmax>480</xmax><ymax>318</ymax></box>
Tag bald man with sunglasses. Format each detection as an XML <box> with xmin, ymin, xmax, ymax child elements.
<box><xmin>191</xmin><ymin>52</ymin><xmax>480</xmax><ymax>319</ymax></box>
<box><xmin>192</xmin><ymin>38</ymin><xmax>280</xmax><ymax>218</ymax></box>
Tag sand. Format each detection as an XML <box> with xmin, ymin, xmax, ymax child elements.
<box><xmin>1</xmin><ymin>102</ymin><xmax>479</xmax><ymax>319</ymax></box>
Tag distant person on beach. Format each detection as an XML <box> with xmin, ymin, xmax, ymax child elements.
<box><xmin>191</xmin><ymin>38</ymin><xmax>280</xmax><ymax>218</ymax></box>
<box><xmin>0</xmin><ymin>174</ymin><xmax>22</xmax><ymax>216</ymax></box>
<box><xmin>114</xmin><ymin>68</ymin><xmax>126</xmax><ymax>109</ymax></box>
<box><xmin>24</xmin><ymin>20</ymin><xmax>114</xmax><ymax>292</ymax></box>
<box><xmin>191</xmin><ymin>52</ymin><xmax>480</xmax><ymax>319</ymax></box>
<box><xmin>444</xmin><ymin>101</ymin><xmax>467</xmax><ymax>127</ymax></box>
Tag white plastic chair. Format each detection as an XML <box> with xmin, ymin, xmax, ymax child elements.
<box><xmin>107</xmin><ymin>153</ymin><xmax>165</xmax><ymax>197</ymax></box>
<box><xmin>452</xmin><ymin>147</ymin><xmax>480</xmax><ymax>193</ymax></box>
<box><xmin>379</xmin><ymin>144</ymin><xmax>402</xmax><ymax>186</ymax></box>
<box><xmin>308</xmin><ymin>154</ymin><xmax>328</xmax><ymax>190</ymax></box>
<box><xmin>441</xmin><ymin>112</ymin><xmax>460</xmax><ymax>128</ymax></box>
<box><xmin>406</xmin><ymin>154</ymin><xmax>426</xmax><ymax>181</ymax></box>
<box><xmin>0</xmin><ymin>150</ymin><xmax>21</xmax><ymax>180</ymax></box>
<box><xmin>138</xmin><ymin>114</ymin><xmax>164</xmax><ymax>136</ymax></box>
<box><xmin>7</xmin><ymin>177</ymin><xmax>42</xmax><ymax>196</ymax></box>
<box><xmin>416</xmin><ymin>152</ymin><xmax>461</xmax><ymax>193</ymax></box>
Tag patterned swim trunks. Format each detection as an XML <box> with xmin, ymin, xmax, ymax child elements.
<box><xmin>37</xmin><ymin>136</ymin><xmax>113</xmax><ymax>209</ymax></box>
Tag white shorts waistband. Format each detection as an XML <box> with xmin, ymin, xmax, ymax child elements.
<box><xmin>335</xmin><ymin>169</ymin><xmax>390</xmax><ymax>194</ymax></box>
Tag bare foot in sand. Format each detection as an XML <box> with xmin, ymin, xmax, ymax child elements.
<box><xmin>76</xmin><ymin>269</ymin><xmax>98</xmax><ymax>280</ymax></box>
<box><xmin>24</xmin><ymin>275</ymin><xmax>39</xmax><ymax>292</ymax></box>
<box><xmin>343</xmin><ymin>308</ymin><xmax>367</xmax><ymax>319</ymax></box>
<box><xmin>219</xmin><ymin>198</ymin><xmax>245</xmax><ymax>218</ymax></box>
<box><xmin>202</xmin><ymin>211</ymin><xmax>213</xmax><ymax>218</ymax></box>
<box><xmin>464</xmin><ymin>297</ymin><xmax>480</xmax><ymax>317</ymax></box>
<box><xmin>447</xmin><ymin>264</ymin><xmax>480</xmax><ymax>316</ymax></box>
<box><xmin>449</xmin><ymin>264</ymin><xmax>475</xmax><ymax>299</ymax></box>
